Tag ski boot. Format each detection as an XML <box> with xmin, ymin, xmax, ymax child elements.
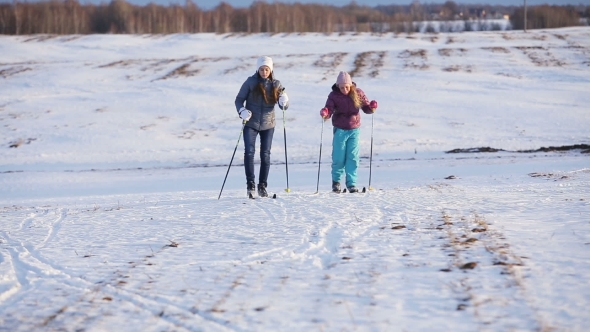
<box><xmin>332</xmin><ymin>181</ymin><xmax>341</xmax><ymax>193</ymax></box>
<box><xmin>347</xmin><ymin>186</ymin><xmax>359</xmax><ymax>193</ymax></box>
<box><xmin>247</xmin><ymin>181</ymin><xmax>256</xmax><ymax>198</ymax></box>
<box><xmin>258</xmin><ymin>183</ymin><xmax>268</xmax><ymax>198</ymax></box>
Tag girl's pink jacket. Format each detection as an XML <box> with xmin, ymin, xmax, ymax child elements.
<box><xmin>324</xmin><ymin>83</ymin><xmax>372</xmax><ymax>130</ymax></box>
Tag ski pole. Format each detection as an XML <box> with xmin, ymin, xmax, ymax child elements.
<box><xmin>315</xmin><ymin>119</ymin><xmax>325</xmax><ymax>194</ymax></box>
<box><xmin>282</xmin><ymin>106</ymin><xmax>290</xmax><ymax>193</ymax></box>
<box><xmin>368</xmin><ymin>113</ymin><xmax>375</xmax><ymax>191</ymax></box>
<box><xmin>218</xmin><ymin>121</ymin><xmax>246</xmax><ymax>200</ymax></box>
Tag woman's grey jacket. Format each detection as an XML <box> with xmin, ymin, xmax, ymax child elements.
<box><xmin>235</xmin><ymin>73</ymin><xmax>288</xmax><ymax>131</ymax></box>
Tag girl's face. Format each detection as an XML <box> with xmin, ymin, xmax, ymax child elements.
<box><xmin>258</xmin><ymin>66</ymin><xmax>271</xmax><ymax>79</ymax></box>
<box><xmin>338</xmin><ymin>83</ymin><xmax>351</xmax><ymax>95</ymax></box>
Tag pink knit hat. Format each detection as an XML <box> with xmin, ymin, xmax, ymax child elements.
<box><xmin>336</xmin><ymin>71</ymin><xmax>352</xmax><ymax>85</ymax></box>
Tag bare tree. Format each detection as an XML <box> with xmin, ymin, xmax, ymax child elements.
<box><xmin>0</xmin><ymin>0</ymin><xmax>585</xmax><ymax>35</ymax></box>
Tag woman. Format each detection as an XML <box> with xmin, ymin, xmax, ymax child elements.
<box><xmin>320</xmin><ymin>71</ymin><xmax>377</xmax><ymax>193</ymax></box>
<box><xmin>235</xmin><ymin>56</ymin><xmax>289</xmax><ymax>198</ymax></box>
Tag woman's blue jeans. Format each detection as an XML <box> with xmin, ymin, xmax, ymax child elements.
<box><xmin>243</xmin><ymin>126</ymin><xmax>274</xmax><ymax>186</ymax></box>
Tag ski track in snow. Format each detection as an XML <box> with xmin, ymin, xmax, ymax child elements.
<box><xmin>1</xmin><ymin>170</ymin><xmax>588</xmax><ymax>331</ymax></box>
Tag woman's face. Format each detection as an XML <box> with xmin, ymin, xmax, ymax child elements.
<box><xmin>258</xmin><ymin>66</ymin><xmax>271</xmax><ymax>79</ymax></box>
<box><xmin>338</xmin><ymin>83</ymin><xmax>351</xmax><ymax>95</ymax></box>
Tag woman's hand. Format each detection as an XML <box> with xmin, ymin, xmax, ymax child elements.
<box><xmin>239</xmin><ymin>107</ymin><xmax>252</xmax><ymax>121</ymax></box>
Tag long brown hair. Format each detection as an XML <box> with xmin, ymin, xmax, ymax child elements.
<box><xmin>257</xmin><ymin>72</ymin><xmax>280</xmax><ymax>104</ymax></box>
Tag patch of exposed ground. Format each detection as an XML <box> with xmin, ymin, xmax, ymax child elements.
<box><xmin>528</xmin><ymin>169</ymin><xmax>590</xmax><ymax>181</ymax></box>
<box><xmin>439</xmin><ymin>48</ymin><xmax>471</xmax><ymax>72</ymax></box>
<box><xmin>0</xmin><ymin>66</ymin><xmax>32</xmax><ymax>78</ymax></box>
<box><xmin>58</xmin><ymin>35</ymin><xmax>84</xmax><ymax>42</ymax></box>
<box><xmin>561</xmin><ymin>40</ymin><xmax>590</xmax><ymax>66</ymax></box>
<box><xmin>155</xmin><ymin>64</ymin><xmax>200</xmax><ymax>80</ymax></box>
<box><xmin>8</xmin><ymin>138</ymin><xmax>37</xmax><ymax>148</ymax></box>
<box><xmin>438</xmin><ymin>48</ymin><xmax>468</xmax><ymax>57</ymax></box>
<box><xmin>281</xmin><ymin>54</ymin><xmax>316</xmax><ymax>70</ymax></box>
<box><xmin>446</xmin><ymin>144</ymin><xmax>590</xmax><ymax>154</ymax></box>
<box><xmin>314</xmin><ymin>52</ymin><xmax>347</xmax><ymax>81</ymax></box>
<box><xmin>223</xmin><ymin>33</ymin><xmax>246</xmax><ymax>39</ymax></box>
<box><xmin>515</xmin><ymin>46</ymin><xmax>566</xmax><ymax>67</ymax></box>
<box><xmin>502</xmin><ymin>33</ymin><xmax>548</xmax><ymax>41</ymax></box>
<box><xmin>98</xmin><ymin>57</ymin><xmax>229</xmax><ymax>80</ymax></box>
<box><xmin>141</xmin><ymin>59</ymin><xmax>179</xmax><ymax>72</ymax></box>
<box><xmin>445</xmin><ymin>36</ymin><xmax>464</xmax><ymax>44</ymax></box>
<box><xmin>437</xmin><ymin>211</ymin><xmax>537</xmax><ymax>322</ymax></box>
<box><xmin>482</xmin><ymin>47</ymin><xmax>510</xmax><ymax>53</ymax></box>
<box><xmin>528</xmin><ymin>172</ymin><xmax>570</xmax><ymax>180</ymax></box>
<box><xmin>496</xmin><ymin>72</ymin><xmax>522</xmax><ymax>79</ymax></box>
<box><xmin>522</xmin><ymin>144</ymin><xmax>590</xmax><ymax>153</ymax></box>
<box><xmin>22</xmin><ymin>35</ymin><xmax>58</xmax><ymax>42</ymax></box>
<box><xmin>98</xmin><ymin>60</ymin><xmax>146</xmax><ymax>69</ymax></box>
<box><xmin>423</xmin><ymin>36</ymin><xmax>439</xmax><ymax>43</ymax></box>
<box><xmin>223</xmin><ymin>63</ymin><xmax>250</xmax><ymax>75</ymax></box>
<box><xmin>349</xmin><ymin>51</ymin><xmax>386</xmax><ymax>78</ymax></box>
<box><xmin>443</xmin><ymin>65</ymin><xmax>473</xmax><ymax>73</ymax></box>
<box><xmin>399</xmin><ymin>49</ymin><xmax>428</xmax><ymax>70</ymax></box>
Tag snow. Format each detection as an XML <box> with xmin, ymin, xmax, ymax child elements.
<box><xmin>1</xmin><ymin>28</ymin><xmax>589</xmax><ymax>331</ymax></box>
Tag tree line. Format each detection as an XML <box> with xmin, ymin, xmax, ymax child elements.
<box><xmin>0</xmin><ymin>0</ymin><xmax>587</xmax><ymax>35</ymax></box>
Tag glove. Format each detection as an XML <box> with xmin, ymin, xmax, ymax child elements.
<box><xmin>320</xmin><ymin>107</ymin><xmax>329</xmax><ymax>119</ymax></box>
<box><xmin>278</xmin><ymin>92</ymin><xmax>289</xmax><ymax>108</ymax></box>
<box><xmin>369</xmin><ymin>100</ymin><xmax>378</xmax><ymax>112</ymax></box>
<box><xmin>239</xmin><ymin>107</ymin><xmax>252</xmax><ymax>121</ymax></box>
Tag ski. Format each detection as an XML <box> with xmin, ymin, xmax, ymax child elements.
<box><xmin>341</xmin><ymin>187</ymin><xmax>366</xmax><ymax>194</ymax></box>
<box><xmin>248</xmin><ymin>193</ymin><xmax>277</xmax><ymax>199</ymax></box>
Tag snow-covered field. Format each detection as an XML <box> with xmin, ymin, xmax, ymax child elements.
<box><xmin>1</xmin><ymin>28</ymin><xmax>589</xmax><ymax>331</ymax></box>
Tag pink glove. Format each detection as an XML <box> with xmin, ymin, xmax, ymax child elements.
<box><xmin>369</xmin><ymin>100</ymin><xmax>378</xmax><ymax>111</ymax></box>
<box><xmin>320</xmin><ymin>107</ymin><xmax>329</xmax><ymax>118</ymax></box>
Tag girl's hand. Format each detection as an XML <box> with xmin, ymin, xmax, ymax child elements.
<box><xmin>369</xmin><ymin>100</ymin><xmax>378</xmax><ymax>112</ymax></box>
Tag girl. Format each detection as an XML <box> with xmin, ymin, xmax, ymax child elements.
<box><xmin>235</xmin><ymin>56</ymin><xmax>289</xmax><ymax>198</ymax></box>
<box><xmin>320</xmin><ymin>71</ymin><xmax>377</xmax><ymax>193</ymax></box>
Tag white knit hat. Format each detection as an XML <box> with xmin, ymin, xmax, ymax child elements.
<box><xmin>257</xmin><ymin>56</ymin><xmax>273</xmax><ymax>73</ymax></box>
